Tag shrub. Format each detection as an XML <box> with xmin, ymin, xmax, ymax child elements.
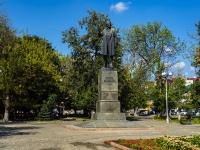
<box><xmin>113</xmin><ymin>135</ymin><xmax>200</xmax><ymax>150</ymax></box>
<box><xmin>36</xmin><ymin>101</ymin><xmax>50</xmax><ymax>121</ymax></box>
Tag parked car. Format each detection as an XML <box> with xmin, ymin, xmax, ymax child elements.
<box><xmin>138</xmin><ymin>110</ymin><xmax>149</xmax><ymax>116</ymax></box>
<box><xmin>180</xmin><ymin>110</ymin><xmax>188</xmax><ymax>116</ymax></box>
<box><xmin>170</xmin><ymin>109</ymin><xmax>177</xmax><ymax>115</ymax></box>
<box><xmin>196</xmin><ymin>112</ymin><xmax>200</xmax><ymax>117</ymax></box>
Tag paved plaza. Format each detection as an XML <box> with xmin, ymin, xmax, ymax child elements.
<box><xmin>0</xmin><ymin>116</ymin><xmax>200</xmax><ymax>150</ymax></box>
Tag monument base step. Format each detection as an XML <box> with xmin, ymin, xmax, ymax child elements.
<box><xmin>91</xmin><ymin>112</ymin><xmax>126</xmax><ymax>120</ymax></box>
<box><xmin>75</xmin><ymin>120</ymin><xmax>148</xmax><ymax>128</ymax></box>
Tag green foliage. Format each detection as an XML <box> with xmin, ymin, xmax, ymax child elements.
<box><xmin>154</xmin><ymin>115</ymin><xmax>200</xmax><ymax>124</ymax></box>
<box><xmin>191</xmin><ymin>21</ymin><xmax>200</xmax><ymax>77</ymax></box>
<box><xmin>156</xmin><ymin>135</ymin><xmax>200</xmax><ymax>150</ymax></box>
<box><xmin>122</xmin><ymin>21</ymin><xmax>185</xmax><ymax>78</ymax></box>
<box><xmin>10</xmin><ymin>35</ymin><xmax>62</xmax><ymax>110</ymax></box>
<box><xmin>46</xmin><ymin>94</ymin><xmax>57</xmax><ymax>112</ymax></box>
<box><xmin>150</xmin><ymin>76</ymin><xmax>187</xmax><ymax>112</ymax></box>
<box><xmin>190</xmin><ymin>80</ymin><xmax>200</xmax><ymax>109</ymax></box>
<box><xmin>0</xmin><ymin>11</ymin><xmax>17</xmax><ymax>121</ymax></box>
<box><xmin>169</xmin><ymin>77</ymin><xmax>187</xmax><ymax>109</ymax></box>
<box><xmin>118</xmin><ymin>66</ymin><xmax>149</xmax><ymax>110</ymax></box>
<box><xmin>149</xmin><ymin>85</ymin><xmax>165</xmax><ymax>111</ymax></box>
<box><xmin>36</xmin><ymin>101</ymin><xmax>50</xmax><ymax>121</ymax></box>
<box><xmin>122</xmin><ymin>21</ymin><xmax>185</xmax><ymax>112</ymax></box>
<box><xmin>116</xmin><ymin>135</ymin><xmax>200</xmax><ymax>149</ymax></box>
<box><xmin>62</xmin><ymin>10</ymin><xmax>123</xmax><ymax>111</ymax></box>
<box><xmin>180</xmin><ymin>135</ymin><xmax>200</xmax><ymax>147</ymax></box>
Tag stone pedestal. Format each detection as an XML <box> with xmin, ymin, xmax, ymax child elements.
<box><xmin>75</xmin><ymin>68</ymin><xmax>146</xmax><ymax>128</ymax></box>
<box><xmin>91</xmin><ymin>68</ymin><xmax>126</xmax><ymax>120</ymax></box>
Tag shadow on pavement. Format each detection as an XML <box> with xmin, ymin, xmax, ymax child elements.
<box><xmin>0</xmin><ymin>125</ymin><xmax>42</xmax><ymax>138</ymax></box>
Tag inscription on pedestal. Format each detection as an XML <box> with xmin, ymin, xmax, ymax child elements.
<box><xmin>98</xmin><ymin>92</ymin><xmax>118</xmax><ymax>100</ymax></box>
<box><xmin>104</xmin><ymin>77</ymin><xmax>115</xmax><ymax>83</ymax></box>
<box><xmin>99</xmin><ymin>83</ymin><xmax>118</xmax><ymax>92</ymax></box>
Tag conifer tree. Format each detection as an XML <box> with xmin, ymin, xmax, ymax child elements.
<box><xmin>37</xmin><ymin>101</ymin><xmax>50</xmax><ymax>121</ymax></box>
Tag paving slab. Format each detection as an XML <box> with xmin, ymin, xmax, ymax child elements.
<box><xmin>75</xmin><ymin>120</ymin><xmax>147</xmax><ymax>128</ymax></box>
<box><xmin>0</xmin><ymin>116</ymin><xmax>200</xmax><ymax>150</ymax></box>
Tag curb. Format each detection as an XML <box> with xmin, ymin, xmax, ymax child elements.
<box><xmin>62</xmin><ymin>125</ymin><xmax>164</xmax><ymax>131</ymax></box>
<box><xmin>104</xmin><ymin>141</ymin><xmax>132</xmax><ymax>150</ymax></box>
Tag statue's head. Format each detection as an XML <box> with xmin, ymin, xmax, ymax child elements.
<box><xmin>106</xmin><ymin>21</ymin><xmax>111</xmax><ymax>29</ymax></box>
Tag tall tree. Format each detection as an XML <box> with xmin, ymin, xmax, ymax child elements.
<box><xmin>190</xmin><ymin>80</ymin><xmax>200</xmax><ymax>109</ymax></box>
<box><xmin>122</xmin><ymin>21</ymin><xmax>185</xmax><ymax>112</ymax></box>
<box><xmin>14</xmin><ymin>35</ymin><xmax>61</xmax><ymax>107</ymax></box>
<box><xmin>122</xmin><ymin>21</ymin><xmax>185</xmax><ymax>80</ymax></box>
<box><xmin>191</xmin><ymin>21</ymin><xmax>200</xmax><ymax>77</ymax></box>
<box><xmin>0</xmin><ymin>8</ymin><xmax>16</xmax><ymax>121</ymax></box>
<box><xmin>0</xmin><ymin>35</ymin><xmax>62</xmax><ymax>120</ymax></box>
<box><xmin>169</xmin><ymin>77</ymin><xmax>186</xmax><ymax>109</ymax></box>
<box><xmin>62</xmin><ymin>10</ymin><xmax>123</xmax><ymax>113</ymax></box>
<box><xmin>186</xmin><ymin>21</ymin><xmax>200</xmax><ymax>110</ymax></box>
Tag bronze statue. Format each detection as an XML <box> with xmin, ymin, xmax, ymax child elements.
<box><xmin>99</xmin><ymin>21</ymin><xmax>118</xmax><ymax>68</ymax></box>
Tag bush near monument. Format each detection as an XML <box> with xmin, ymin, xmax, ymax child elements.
<box><xmin>36</xmin><ymin>102</ymin><xmax>50</xmax><ymax>121</ymax></box>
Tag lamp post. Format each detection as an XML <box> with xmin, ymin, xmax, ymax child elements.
<box><xmin>162</xmin><ymin>72</ymin><xmax>172</xmax><ymax>124</ymax></box>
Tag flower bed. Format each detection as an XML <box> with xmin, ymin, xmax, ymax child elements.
<box><xmin>106</xmin><ymin>135</ymin><xmax>200</xmax><ymax>150</ymax></box>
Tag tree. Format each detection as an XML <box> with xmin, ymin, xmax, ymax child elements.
<box><xmin>13</xmin><ymin>35</ymin><xmax>61</xmax><ymax>108</ymax></box>
<box><xmin>122</xmin><ymin>21</ymin><xmax>185</xmax><ymax>80</ymax></box>
<box><xmin>190</xmin><ymin>80</ymin><xmax>200</xmax><ymax>109</ymax></box>
<box><xmin>149</xmin><ymin>85</ymin><xmax>165</xmax><ymax>112</ymax></box>
<box><xmin>191</xmin><ymin>21</ymin><xmax>200</xmax><ymax>77</ymax></box>
<box><xmin>0</xmin><ymin>35</ymin><xmax>62</xmax><ymax>121</ymax></box>
<box><xmin>186</xmin><ymin>21</ymin><xmax>200</xmax><ymax>110</ymax></box>
<box><xmin>0</xmin><ymin>8</ymin><xmax>16</xmax><ymax>121</ymax></box>
<box><xmin>57</xmin><ymin>54</ymin><xmax>74</xmax><ymax>109</ymax></box>
<box><xmin>122</xmin><ymin>21</ymin><xmax>185</xmax><ymax>111</ymax></box>
<box><xmin>169</xmin><ymin>77</ymin><xmax>186</xmax><ymax>110</ymax></box>
<box><xmin>37</xmin><ymin>101</ymin><xmax>50</xmax><ymax>121</ymax></box>
<box><xmin>150</xmin><ymin>76</ymin><xmax>187</xmax><ymax>113</ymax></box>
<box><xmin>62</xmin><ymin>10</ymin><xmax>123</xmax><ymax>113</ymax></box>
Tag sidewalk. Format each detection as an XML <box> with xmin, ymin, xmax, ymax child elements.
<box><xmin>0</xmin><ymin>116</ymin><xmax>200</xmax><ymax>150</ymax></box>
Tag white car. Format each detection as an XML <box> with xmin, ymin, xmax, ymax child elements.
<box><xmin>180</xmin><ymin>110</ymin><xmax>188</xmax><ymax>116</ymax></box>
<box><xmin>196</xmin><ymin>112</ymin><xmax>200</xmax><ymax>117</ymax></box>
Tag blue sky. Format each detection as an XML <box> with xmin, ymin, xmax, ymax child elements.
<box><xmin>3</xmin><ymin>0</ymin><xmax>200</xmax><ymax>78</ymax></box>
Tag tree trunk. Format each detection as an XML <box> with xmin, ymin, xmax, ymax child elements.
<box><xmin>3</xmin><ymin>95</ymin><xmax>10</xmax><ymax>122</ymax></box>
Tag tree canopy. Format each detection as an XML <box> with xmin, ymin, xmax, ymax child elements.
<box><xmin>0</xmin><ymin>9</ymin><xmax>195</xmax><ymax>121</ymax></box>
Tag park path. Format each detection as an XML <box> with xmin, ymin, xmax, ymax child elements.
<box><xmin>0</xmin><ymin>116</ymin><xmax>200</xmax><ymax>150</ymax></box>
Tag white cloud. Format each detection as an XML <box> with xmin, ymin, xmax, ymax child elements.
<box><xmin>174</xmin><ymin>62</ymin><xmax>186</xmax><ymax>69</ymax></box>
<box><xmin>190</xmin><ymin>66</ymin><xmax>195</xmax><ymax>71</ymax></box>
<box><xmin>110</xmin><ymin>2</ymin><xmax>131</xmax><ymax>13</ymax></box>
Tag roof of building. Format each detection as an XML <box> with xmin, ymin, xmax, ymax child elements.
<box><xmin>186</xmin><ymin>78</ymin><xmax>200</xmax><ymax>81</ymax></box>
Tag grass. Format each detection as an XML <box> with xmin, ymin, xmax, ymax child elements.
<box><xmin>126</xmin><ymin>114</ymin><xmax>135</xmax><ymax>121</ymax></box>
<box><xmin>154</xmin><ymin>115</ymin><xmax>200</xmax><ymax>124</ymax></box>
<box><xmin>64</xmin><ymin>114</ymin><xmax>91</xmax><ymax>121</ymax></box>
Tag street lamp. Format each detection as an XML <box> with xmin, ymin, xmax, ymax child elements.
<box><xmin>162</xmin><ymin>72</ymin><xmax>172</xmax><ymax>124</ymax></box>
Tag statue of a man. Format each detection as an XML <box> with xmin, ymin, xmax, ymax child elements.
<box><xmin>99</xmin><ymin>21</ymin><xmax>118</xmax><ymax>68</ymax></box>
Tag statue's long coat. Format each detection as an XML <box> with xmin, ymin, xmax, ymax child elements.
<box><xmin>100</xmin><ymin>28</ymin><xmax>117</xmax><ymax>56</ymax></box>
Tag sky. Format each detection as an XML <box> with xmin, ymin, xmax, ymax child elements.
<box><xmin>2</xmin><ymin>0</ymin><xmax>200</xmax><ymax>78</ymax></box>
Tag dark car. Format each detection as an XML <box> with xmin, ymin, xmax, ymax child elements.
<box><xmin>138</xmin><ymin>110</ymin><xmax>149</xmax><ymax>116</ymax></box>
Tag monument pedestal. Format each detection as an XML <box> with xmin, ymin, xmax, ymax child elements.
<box><xmin>75</xmin><ymin>68</ymin><xmax>147</xmax><ymax>128</ymax></box>
<box><xmin>91</xmin><ymin>68</ymin><xmax>126</xmax><ymax>121</ymax></box>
